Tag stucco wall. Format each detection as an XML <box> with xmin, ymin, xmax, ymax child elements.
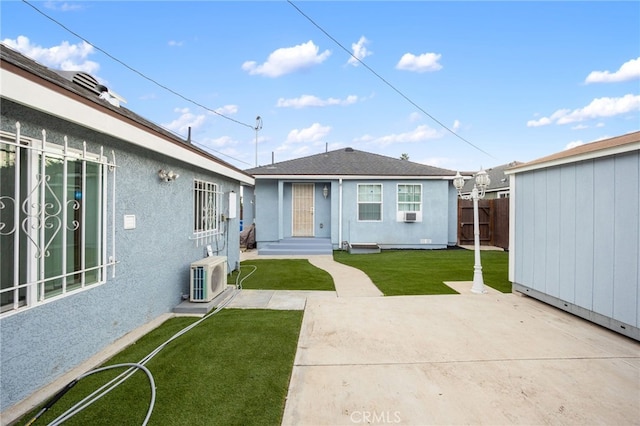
<box><xmin>341</xmin><ymin>179</ymin><xmax>452</xmax><ymax>248</ymax></box>
<box><xmin>512</xmin><ymin>150</ymin><xmax>639</xmax><ymax>338</ymax></box>
<box><xmin>254</xmin><ymin>179</ymin><xmax>279</xmax><ymax>244</ymax></box>
<box><xmin>0</xmin><ymin>100</ymin><xmax>242</xmax><ymax>411</ymax></box>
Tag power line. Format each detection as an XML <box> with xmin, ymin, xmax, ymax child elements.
<box><xmin>287</xmin><ymin>0</ymin><xmax>495</xmax><ymax>159</ymax></box>
<box><xmin>156</xmin><ymin>123</ymin><xmax>255</xmax><ymax>168</ymax></box>
<box><xmin>21</xmin><ymin>0</ymin><xmax>256</xmax><ymax>131</ymax></box>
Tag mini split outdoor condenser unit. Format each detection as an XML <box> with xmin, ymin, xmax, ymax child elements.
<box><xmin>189</xmin><ymin>256</ymin><xmax>227</xmax><ymax>302</ymax></box>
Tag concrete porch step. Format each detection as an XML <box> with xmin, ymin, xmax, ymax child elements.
<box><xmin>259</xmin><ymin>238</ymin><xmax>333</xmax><ymax>256</ymax></box>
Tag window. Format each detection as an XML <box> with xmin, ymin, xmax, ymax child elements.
<box><xmin>357</xmin><ymin>184</ymin><xmax>382</xmax><ymax>221</ymax></box>
<box><xmin>1</xmin><ymin>126</ymin><xmax>114</xmax><ymax>315</ymax></box>
<box><xmin>397</xmin><ymin>184</ymin><xmax>422</xmax><ymax>212</ymax></box>
<box><xmin>193</xmin><ymin>179</ymin><xmax>221</xmax><ymax>245</ymax></box>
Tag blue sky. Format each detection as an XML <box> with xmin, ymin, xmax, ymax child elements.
<box><xmin>1</xmin><ymin>1</ymin><xmax>639</xmax><ymax>172</ymax></box>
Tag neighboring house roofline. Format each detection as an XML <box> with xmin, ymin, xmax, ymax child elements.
<box><xmin>505</xmin><ymin>131</ymin><xmax>640</xmax><ymax>175</ymax></box>
<box><xmin>459</xmin><ymin>161</ymin><xmax>521</xmax><ymax>195</ymax></box>
<box><xmin>253</xmin><ymin>174</ymin><xmax>458</xmax><ymax>180</ymax></box>
<box><xmin>0</xmin><ymin>44</ymin><xmax>254</xmax><ymax>186</ymax></box>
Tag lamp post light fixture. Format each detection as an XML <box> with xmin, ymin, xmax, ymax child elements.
<box><xmin>254</xmin><ymin>116</ymin><xmax>262</xmax><ymax>167</ymax></box>
<box><xmin>453</xmin><ymin>168</ymin><xmax>491</xmax><ymax>294</ymax></box>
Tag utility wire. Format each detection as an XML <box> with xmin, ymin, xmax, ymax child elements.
<box><xmin>21</xmin><ymin>0</ymin><xmax>255</xmax><ymax>131</ymax></box>
<box><xmin>287</xmin><ymin>0</ymin><xmax>495</xmax><ymax>159</ymax></box>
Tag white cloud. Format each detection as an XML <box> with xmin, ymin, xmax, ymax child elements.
<box><xmin>168</xmin><ymin>40</ymin><xmax>184</xmax><ymax>47</ymax></box>
<box><xmin>347</xmin><ymin>36</ymin><xmax>372</xmax><ymax>66</ymax></box>
<box><xmin>163</xmin><ymin>107</ymin><xmax>206</xmax><ymax>134</ymax></box>
<box><xmin>285</xmin><ymin>122</ymin><xmax>332</xmax><ymax>144</ymax></box>
<box><xmin>395</xmin><ymin>52</ymin><xmax>442</xmax><ymax>73</ymax></box>
<box><xmin>585</xmin><ymin>57</ymin><xmax>640</xmax><ymax>84</ymax></box>
<box><xmin>565</xmin><ymin>141</ymin><xmax>584</xmax><ymax>150</ymax></box>
<box><xmin>527</xmin><ymin>94</ymin><xmax>640</xmax><ymax>127</ymax></box>
<box><xmin>452</xmin><ymin>119</ymin><xmax>461</xmax><ymax>132</ymax></box>
<box><xmin>527</xmin><ymin>117</ymin><xmax>552</xmax><ymax>127</ymax></box>
<box><xmin>276</xmin><ymin>94</ymin><xmax>358</xmax><ymax>109</ymax></box>
<box><xmin>2</xmin><ymin>36</ymin><xmax>99</xmax><ymax>74</ymax></box>
<box><xmin>213</xmin><ymin>104</ymin><xmax>238</xmax><ymax>116</ymax></box>
<box><xmin>242</xmin><ymin>40</ymin><xmax>331</xmax><ymax>77</ymax></box>
<box><xmin>373</xmin><ymin>125</ymin><xmax>442</xmax><ymax>147</ymax></box>
<box><xmin>44</xmin><ymin>1</ymin><xmax>83</xmax><ymax>11</ymax></box>
<box><xmin>408</xmin><ymin>112</ymin><xmax>422</xmax><ymax>122</ymax></box>
<box><xmin>200</xmin><ymin>135</ymin><xmax>238</xmax><ymax>149</ymax></box>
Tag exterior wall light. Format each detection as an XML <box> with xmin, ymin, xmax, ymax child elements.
<box><xmin>323</xmin><ymin>185</ymin><xmax>329</xmax><ymax>199</ymax></box>
<box><xmin>158</xmin><ymin>169</ymin><xmax>179</xmax><ymax>182</ymax></box>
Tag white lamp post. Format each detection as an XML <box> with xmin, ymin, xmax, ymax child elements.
<box><xmin>453</xmin><ymin>169</ymin><xmax>491</xmax><ymax>294</ymax></box>
<box><xmin>254</xmin><ymin>116</ymin><xmax>262</xmax><ymax>167</ymax></box>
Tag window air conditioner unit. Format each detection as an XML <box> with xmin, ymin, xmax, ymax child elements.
<box><xmin>190</xmin><ymin>256</ymin><xmax>227</xmax><ymax>302</ymax></box>
<box><xmin>404</xmin><ymin>212</ymin><xmax>417</xmax><ymax>222</ymax></box>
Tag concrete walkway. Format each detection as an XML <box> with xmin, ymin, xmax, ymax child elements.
<box><xmin>236</xmin><ymin>251</ymin><xmax>382</xmax><ymax>302</ymax></box>
<box><xmin>235</xmin><ymin>250</ymin><xmax>640</xmax><ymax>425</ymax></box>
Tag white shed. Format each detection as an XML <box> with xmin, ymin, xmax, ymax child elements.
<box><xmin>507</xmin><ymin>131</ymin><xmax>640</xmax><ymax>340</ymax></box>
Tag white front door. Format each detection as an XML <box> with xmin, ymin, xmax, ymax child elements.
<box><xmin>292</xmin><ymin>183</ymin><xmax>314</xmax><ymax>237</ymax></box>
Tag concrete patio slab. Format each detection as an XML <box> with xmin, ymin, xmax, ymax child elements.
<box><xmin>268</xmin><ymin>290</ymin><xmax>336</xmax><ymax>310</ymax></box>
<box><xmin>225</xmin><ymin>289</ymin><xmax>275</xmax><ymax>308</ymax></box>
<box><xmin>225</xmin><ymin>289</ymin><xmax>337</xmax><ymax>310</ymax></box>
<box><xmin>283</xmin><ymin>293</ymin><xmax>640</xmax><ymax>425</ymax></box>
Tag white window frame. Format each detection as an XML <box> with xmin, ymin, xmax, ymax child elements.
<box><xmin>192</xmin><ymin>179</ymin><xmax>222</xmax><ymax>246</ymax></box>
<box><xmin>396</xmin><ymin>183</ymin><xmax>423</xmax><ymax>222</ymax></box>
<box><xmin>497</xmin><ymin>190</ymin><xmax>509</xmax><ymax>198</ymax></box>
<box><xmin>357</xmin><ymin>183</ymin><xmax>383</xmax><ymax>222</ymax></box>
<box><xmin>1</xmin><ymin>124</ymin><xmax>116</xmax><ymax>317</ymax></box>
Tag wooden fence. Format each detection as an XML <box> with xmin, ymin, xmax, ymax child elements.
<box><xmin>457</xmin><ymin>197</ymin><xmax>509</xmax><ymax>249</ymax></box>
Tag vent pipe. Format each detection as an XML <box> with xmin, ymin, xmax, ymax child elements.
<box><xmin>272</xmin><ymin>152</ymin><xmax>275</xmax><ymax>165</ymax></box>
<box><xmin>187</xmin><ymin>127</ymin><xmax>191</xmax><ymax>144</ymax></box>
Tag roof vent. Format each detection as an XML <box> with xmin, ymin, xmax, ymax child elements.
<box><xmin>52</xmin><ymin>70</ymin><xmax>127</xmax><ymax>107</ymax></box>
<box><xmin>53</xmin><ymin>70</ymin><xmax>101</xmax><ymax>94</ymax></box>
<box><xmin>345</xmin><ymin>147</ymin><xmax>354</xmax><ymax>152</ymax></box>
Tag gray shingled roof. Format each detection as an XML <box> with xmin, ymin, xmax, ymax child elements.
<box><xmin>460</xmin><ymin>161</ymin><xmax>522</xmax><ymax>193</ymax></box>
<box><xmin>0</xmin><ymin>43</ymin><xmax>250</xmax><ymax>178</ymax></box>
<box><xmin>245</xmin><ymin>148</ymin><xmax>457</xmax><ymax>177</ymax></box>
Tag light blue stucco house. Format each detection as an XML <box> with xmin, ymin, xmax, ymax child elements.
<box><xmin>507</xmin><ymin>131</ymin><xmax>640</xmax><ymax>340</ymax></box>
<box><xmin>245</xmin><ymin>148</ymin><xmax>460</xmax><ymax>254</ymax></box>
<box><xmin>0</xmin><ymin>45</ymin><xmax>254</xmax><ymax>419</ymax></box>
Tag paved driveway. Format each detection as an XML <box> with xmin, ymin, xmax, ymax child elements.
<box><xmin>282</xmin><ymin>291</ymin><xmax>640</xmax><ymax>425</ymax></box>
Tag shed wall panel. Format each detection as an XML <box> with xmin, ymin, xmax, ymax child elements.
<box><xmin>545</xmin><ymin>167</ymin><xmax>561</xmax><ymax>298</ymax></box>
<box><xmin>612</xmin><ymin>153</ymin><xmax>639</xmax><ymax>325</ymax></box>
<box><xmin>574</xmin><ymin>161</ymin><xmax>595</xmax><ymax>309</ymax></box>
<box><xmin>532</xmin><ymin>172</ymin><xmax>547</xmax><ymax>292</ymax></box>
<box><xmin>558</xmin><ymin>165</ymin><xmax>577</xmax><ymax>303</ymax></box>
<box><xmin>592</xmin><ymin>158</ymin><xmax>615</xmax><ymax>318</ymax></box>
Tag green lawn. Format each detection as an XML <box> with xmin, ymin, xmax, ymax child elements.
<box><xmin>230</xmin><ymin>259</ymin><xmax>335</xmax><ymax>291</ymax></box>
<box><xmin>333</xmin><ymin>248</ymin><xmax>511</xmax><ymax>295</ymax></box>
<box><xmin>21</xmin><ymin>309</ymin><xmax>303</xmax><ymax>426</ymax></box>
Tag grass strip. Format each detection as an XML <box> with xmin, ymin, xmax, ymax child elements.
<box><xmin>21</xmin><ymin>309</ymin><xmax>303</xmax><ymax>426</ymax></box>
<box><xmin>333</xmin><ymin>249</ymin><xmax>511</xmax><ymax>295</ymax></box>
<box><xmin>231</xmin><ymin>259</ymin><xmax>335</xmax><ymax>291</ymax></box>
